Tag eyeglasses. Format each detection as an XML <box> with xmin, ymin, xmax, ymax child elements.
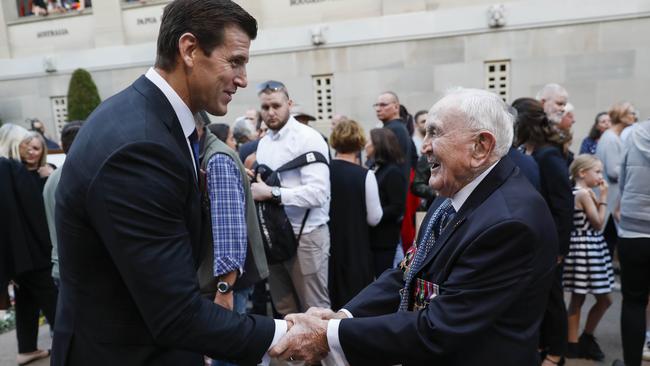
<box><xmin>257</xmin><ymin>80</ymin><xmax>286</xmax><ymax>95</ymax></box>
<box><xmin>372</xmin><ymin>102</ymin><xmax>394</xmax><ymax>108</ymax></box>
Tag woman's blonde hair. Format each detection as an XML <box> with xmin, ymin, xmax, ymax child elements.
<box><xmin>609</xmin><ymin>101</ymin><xmax>634</xmax><ymax>125</ymax></box>
<box><xmin>569</xmin><ymin>154</ymin><xmax>601</xmax><ymax>181</ymax></box>
<box><xmin>21</xmin><ymin>132</ymin><xmax>48</xmax><ymax>168</ymax></box>
<box><xmin>330</xmin><ymin>119</ymin><xmax>366</xmax><ymax>154</ymax></box>
<box><xmin>0</xmin><ymin>123</ymin><xmax>31</xmax><ymax>160</ymax></box>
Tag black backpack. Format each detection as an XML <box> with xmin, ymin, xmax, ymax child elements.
<box><xmin>255</xmin><ymin>151</ymin><xmax>328</xmax><ymax>264</ymax></box>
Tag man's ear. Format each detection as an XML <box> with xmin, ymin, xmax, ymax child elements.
<box><xmin>178</xmin><ymin>32</ymin><xmax>199</xmax><ymax>68</ymax></box>
<box><xmin>470</xmin><ymin>131</ymin><xmax>496</xmax><ymax>168</ymax></box>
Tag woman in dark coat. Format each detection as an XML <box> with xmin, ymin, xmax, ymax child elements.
<box><xmin>366</xmin><ymin>128</ymin><xmax>408</xmax><ymax>277</ymax></box>
<box><xmin>512</xmin><ymin>98</ymin><xmax>574</xmax><ymax>366</ymax></box>
<box><xmin>328</xmin><ymin>120</ymin><xmax>382</xmax><ymax>310</ymax></box>
<box><xmin>0</xmin><ymin>124</ymin><xmax>57</xmax><ymax>365</ymax></box>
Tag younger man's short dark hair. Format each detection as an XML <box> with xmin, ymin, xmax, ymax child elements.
<box><xmin>155</xmin><ymin>0</ymin><xmax>258</xmax><ymax>71</ymax></box>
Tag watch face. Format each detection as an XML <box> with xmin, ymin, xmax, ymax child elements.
<box><xmin>272</xmin><ymin>187</ymin><xmax>281</xmax><ymax>197</ymax></box>
<box><xmin>217</xmin><ymin>282</ymin><xmax>230</xmax><ymax>293</ymax></box>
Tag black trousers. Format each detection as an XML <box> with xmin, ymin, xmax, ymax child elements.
<box><xmin>539</xmin><ymin>264</ymin><xmax>568</xmax><ymax>356</ymax></box>
<box><xmin>619</xmin><ymin>236</ymin><xmax>650</xmax><ymax>366</ymax></box>
<box><xmin>14</xmin><ymin>268</ymin><xmax>58</xmax><ymax>353</ymax></box>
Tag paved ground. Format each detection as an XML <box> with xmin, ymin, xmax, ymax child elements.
<box><xmin>0</xmin><ymin>290</ymin><xmax>647</xmax><ymax>366</ymax></box>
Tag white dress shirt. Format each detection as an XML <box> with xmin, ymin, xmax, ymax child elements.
<box><xmin>144</xmin><ymin>68</ymin><xmax>197</xmax><ymax>178</ymax></box>
<box><xmin>256</xmin><ymin>116</ymin><xmax>331</xmax><ymax>233</ymax></box>
<box><xmin>326</xmin><ymin>160</ymin><xmax>500</xmax><ymax>365</ymax></box>
<box><xmin>144</xmin><ymin>67</ymin><xmax>286</xmax><ymax>365</ymax></box>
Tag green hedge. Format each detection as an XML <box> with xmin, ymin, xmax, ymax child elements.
<box><xmin>67</xmin><ymin>68</ymin><xmax>101</xmax><ymax>121</ymax></box>
<box><xmin>0</xmin><ymin>309</ymin><xmax>15</xmax><ymax>334</ymax></box>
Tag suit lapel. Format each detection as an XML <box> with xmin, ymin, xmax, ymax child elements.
<box><xmin>132</xmin><ymin>76</ymin><xmax>195</xmax><ymax>176</ymax></box>
<box><xmin>418</xmin><ymin>157</ymin><xmax>517</xmax><ymax>271</ymax></box>
<box><xmin>132</xmin><ymin>75</ymin><xmax>202</xmax><ymax>263</ymax></box>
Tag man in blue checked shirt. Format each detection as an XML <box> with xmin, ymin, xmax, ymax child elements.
<box><xmin>195</xmin><ymin>112</ymin><xmax>270</xmax><ymax>366</ymax></box>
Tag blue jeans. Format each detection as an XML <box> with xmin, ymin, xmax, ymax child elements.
<box><xmin>212</xmin><ymin>286</ymin><xmax>253</xmax><ymax>366</ymax></box>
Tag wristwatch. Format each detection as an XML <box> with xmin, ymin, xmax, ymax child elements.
<box><xmin>217</xmin><ymin>281</ymin><xmax>233</xmax><ymax>294</ymax></box>
<box><xmin>271</xmin><ymin>186</ymin><xmax>282</xmax><ymax>204</ymax></box>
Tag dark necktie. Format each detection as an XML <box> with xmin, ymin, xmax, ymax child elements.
<box><xmin>188</xmin><ymin>129</ymin><xmax>200</xmax><ymax>179</ymax></box>
<box><xmin>399</xmin><ymin>198</ymin><xmax>456</xmax><ymax>311</ymax></box>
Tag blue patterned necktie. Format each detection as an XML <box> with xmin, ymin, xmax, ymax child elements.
<box><xmin>188</xmin><ymin>129</ymin><xmax>199</xmax><ymax>180</ymax></box>
<box><xmin>398</xmin><ymin>198</ymin><xmax>456</xmax><ymax>311</ymax></box>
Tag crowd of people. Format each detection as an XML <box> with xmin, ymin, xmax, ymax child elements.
<box><xmin>1</xmin><ymin>1</ymin><xmax>649</xmax><ymax>366</ymax></box>
<box><xmin>19</xmin><ymin>0</ymin><xmax>90</xmax><ymax>17</ymax></box>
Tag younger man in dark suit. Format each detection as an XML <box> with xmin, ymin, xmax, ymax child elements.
<box><xmin>53</xmin><ymin>1</ymin><xmax>286</xmax><ymax>365</ymax></box>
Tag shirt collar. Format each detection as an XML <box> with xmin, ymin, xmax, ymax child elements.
<box><xmin>145</xmin><ymin>67</ymin><xmax>195</xmax><ymax>138</ymax></box>
<box><xmin>267</xmin><ymin>116</ymin><xmax>299</xmax><ymax>141</ymax></box>
<box><xmin>450</xmin><ymin>160</ymin><xmax>500</xmax><ymax>212</ymax></box>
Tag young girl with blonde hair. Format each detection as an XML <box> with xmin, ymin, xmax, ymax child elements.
<box><xmin>564</xmin><ymin>154</ymin><xmax>615</xmax><ymax>361</ymax></box>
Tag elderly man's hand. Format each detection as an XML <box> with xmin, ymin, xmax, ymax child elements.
<box><xmin>306</xmin><ymin>307</ymin><xmax>349</xmax><ymax>321</ymax></box>
<box><xmin>269</xmin><ymin>313</ymin><xmax>329</xmax><ymax>364</ymax></box>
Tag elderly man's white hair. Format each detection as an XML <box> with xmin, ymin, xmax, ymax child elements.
<box><xmin>430</xmin><ymin>88</ymin><xmax>514</xmax><ymax>158</ymax></box>
<box><xmin>535</xmin><ymin>83</ymin><xmax>568</xmax><ymax>101</ymax></box>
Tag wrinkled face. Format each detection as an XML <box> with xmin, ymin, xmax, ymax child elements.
<box><xmin>558</xmin><ymin>111</ymin><xmax>575</xmax><ymax>131</ymax></box>
<box><xmin>422</xmin><ymin>108</ymin><xmax>477</xmax><ymax>197</ymax></box>
<box><xmin>188</xmin><ymin>25</ymin><xmax>250</xmax><ymax>116</ymax></box>
<box><xmin>364</xmin><ymin>139</ymin><xmax>375</xmax><ymax>159</ymax></box>
<box><xmin>19</xmin><ymin>138</ymin><xmax>43</xmax><ymax>169</ymax></box>
<box><xmin>259</xmin><ymin>91</ymin><xmax>292</xmax><ymax>131</ymax></box>
<box><xmin>416</xmin><ymin>113</ymin><xmax>427</xmax><ymax>135</ymax></box>
<box><xmin>596</xmin><ymin>114</ymin><xmax>611</xmax><ymax>132</ymax></box>
<box><xmin>542</xmin><ymin>93</ymin><xmax>568</xmax><ymax>123</ymax></box>
<box><xmin>581</xmin><ymin>161</ymin><xmax>603</xmax><ymax>188</ymax></box>
<box><xmin>374</xmin><ymin>93</ymin><xmax>400</xmax><ymax>122</ymax></box>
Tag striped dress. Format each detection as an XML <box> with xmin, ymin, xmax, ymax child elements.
<box><xmin>563</xmin><ymin>189</ymin><xmax>615</xmax><ymax>294</ymax></box>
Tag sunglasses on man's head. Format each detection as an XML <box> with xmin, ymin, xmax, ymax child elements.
<box><xmin>257</xmin><ymin>80</ymin><xmax>286</xmax><ymax>94</ymax></box>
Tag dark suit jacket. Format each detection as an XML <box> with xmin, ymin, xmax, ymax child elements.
<box><xmin>52</xmin><ymin>76</ymin><xmax>275</xmax><ymax>366</ymax></box>
<box><xmin>339</xmin><ymin>157</ymin><xmax>557</xmax><ymax>365</ymax></box>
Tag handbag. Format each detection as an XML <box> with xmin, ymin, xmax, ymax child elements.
<box><xmin>255</xmin><ymin>151</ymin><xmax>328</xmax><ymax>264</ymax></box>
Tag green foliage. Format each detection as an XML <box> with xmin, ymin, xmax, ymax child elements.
<box><xmin>67</xmin><ymin>68</ymin><xmax>101</xmax><ymax>121</ymax></box>
<box><xmin>0</xmin><ymin>309</ymin><xmax>15</xmax><ymax>334</ymax></box>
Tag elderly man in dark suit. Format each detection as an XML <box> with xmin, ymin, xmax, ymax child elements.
<box><xmin>270</xmin><ymin>88</ymin><xmax>557</xmax><ymax>365</ymax></box>
<box><xmin>52</xmin><ymin>1</ymin><xmax>286</xmax><ymax>365</ymax></box>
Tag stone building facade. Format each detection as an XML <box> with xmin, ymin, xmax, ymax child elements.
<box><xmin>0</xmin><ymin>0</ymin><xmax>648</xmax><ymax>150</ymax></box>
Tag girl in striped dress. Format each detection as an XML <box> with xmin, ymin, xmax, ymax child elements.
<box><xmin>564</xmin><ymin>154</ymin><xmax>615</xmax><ymax>361</ymax></box>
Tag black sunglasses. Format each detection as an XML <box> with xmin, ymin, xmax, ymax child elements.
<box><xmin>256</xmin><ymin>80</ymin><xmax>286</xmax><ymax>94</ymax></box>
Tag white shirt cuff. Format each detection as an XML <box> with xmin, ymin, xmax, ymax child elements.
<box><xmin>260</xmin><ymin>319</ymin><xmax>287</xmax><ymax>366</ymax></box>
<box><xmin>325</xmin><ymin>319</ymin><xmax>349</xmax><ymax>366</ymax></box>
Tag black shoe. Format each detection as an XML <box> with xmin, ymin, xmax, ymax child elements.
<box><xmin>566</xmin><ymin>342</ymin><xmax>581</xmax><ymax>359</ymax></box>
<box><xmin>580</xmin><ymin>333</ymin><xmax>605</xmax><ymax>361</ymax></box>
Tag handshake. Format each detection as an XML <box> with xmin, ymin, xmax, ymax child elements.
<box><xmin>269</xmin><ymin>307</ymin><xmax>349</xmax><ymax>364</ymax></box>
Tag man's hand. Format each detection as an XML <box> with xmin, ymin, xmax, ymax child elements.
<box><xmin>306</xmin><ymin>307</ymin><xmax>349</xmax><ymax>320</ymax></box>
<box><xmin>251</xmin><ymin>174</ymin><xmax>272</xmax><ymax>201</ymax></box>
<box><xmin>269</xmin><ymin>313</ymin><xmax>329</xmax><ymax>364</ymax></box>
<box><xmin>214</xmin><ymin>291</ymin><xmax>233</xmax><ymax>310</ymax></box>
